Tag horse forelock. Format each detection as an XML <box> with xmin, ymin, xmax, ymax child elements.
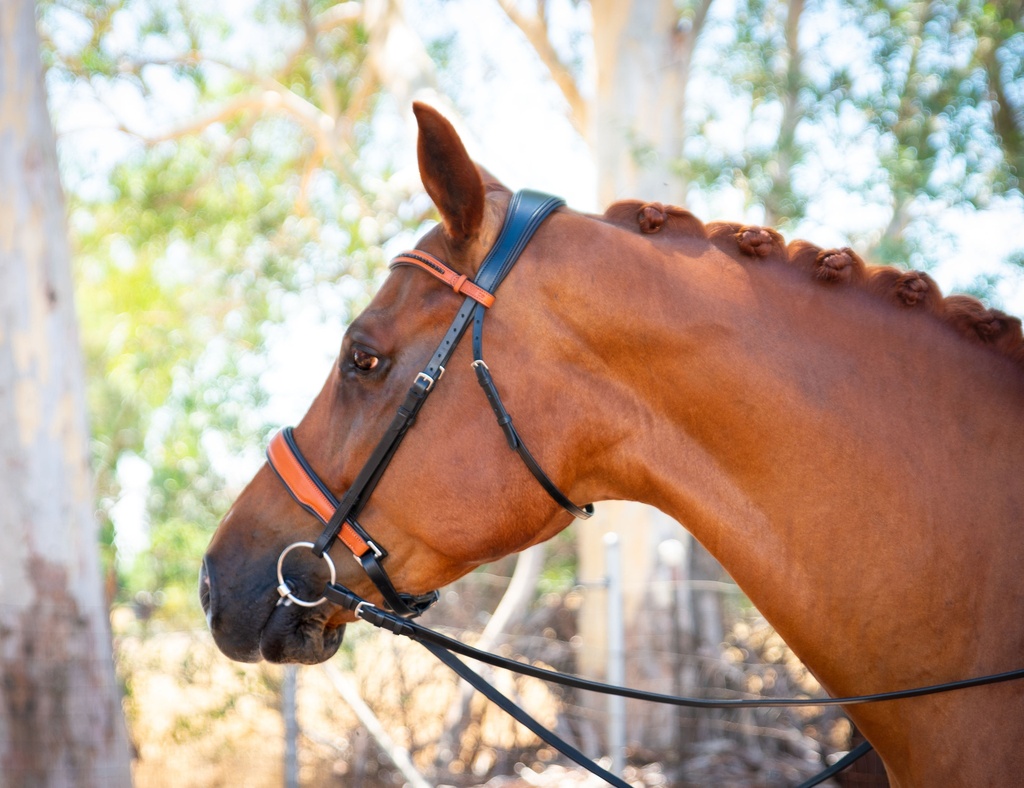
<box><xmin>601</xmin><ymin>199</ymin><xmax>1024</xmax><ymax>369</ymax></box>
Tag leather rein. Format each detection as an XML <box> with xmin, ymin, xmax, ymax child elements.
<box><xmin>325</xmin><ymin>583</ymin><xmax>1024</xmax><ymax>788</ymax></box>
<box><xmin>266</xmin><ymin>190</ymin><xmax>592</xmax><ymax>617</ymax></box>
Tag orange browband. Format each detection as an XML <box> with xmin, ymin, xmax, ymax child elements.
<box><xmin>390</xmin><ymin>251</ymin><xmax>496</xmax><ymax>308</ymax></box>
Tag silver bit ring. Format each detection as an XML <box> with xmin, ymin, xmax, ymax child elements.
<box><xmin>275</xmin><ymin>541</ymin><xmax>336</xmax><ymax>608</ymax></box>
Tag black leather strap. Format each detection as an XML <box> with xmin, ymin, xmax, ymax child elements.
<box><xmin>356</xmin><ymin>545</ymin><xmax>438</xmax><ymax>617</ymax></box>
<box><xmin>467</xmin><ymin>191</ymin><xmax>594</xmax><ymax>521</ymax></box>
<box><xmin>312</xmin><ymin>376</ymin><xmax>434</xmax><ymax>557</ymax></box>
<box><xmin>321</xmin><ymin>581</ymin><xmax>626</xmax><ymax>786</ymax></box>
<box><xmin>473</xmin><ymin>360</ymin><xmax>593</xmax><ymax>519</ymax></box>
<box><xmin>325</xmin><ymin>584</ymin><xmax>1024</xmax><ymax>709</ymax></box>
<box><xmin>312</xmin><ymin>192</ymin><xmax>568</xmax><ymax>557</ymax></box>
<box><xmin>326</xmin><ymin>581</ymin><xmax>1024</xmax><ymax>788</ymax></box>
<box><xmin>473</xmin><ymin>191</ymin><xmax>566</xmax><ymax>292</ymax></box>
<box><xmin>297</xmin><ymin>190</ymin><xmax>591</xmax><ymax>617</ymax></box>
<box><xmin>420</xmin><ymin>640</ymin><xmax>631</xmax><ymax>788</ymax></box>
<box><xmin>795</xmin><ymin>741</ymin><xmax>874</xmax><ymax>788</ymax></box>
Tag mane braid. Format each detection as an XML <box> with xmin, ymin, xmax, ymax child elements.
<box><xmin>601</xmin><ymin>200</ymin><xmax>1024</xmax><ymax>369</ymax></box>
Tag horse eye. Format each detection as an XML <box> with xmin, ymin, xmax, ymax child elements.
<box><xmin>352</xmin><ymin>348</ymin><xmax>379</xmax><ymax>371</ymax></box>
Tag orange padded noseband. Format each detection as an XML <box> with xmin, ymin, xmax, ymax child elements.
<box><xmin>267</xmin><ymin>430</ymin><xmax>374</xmax><ymax>560</ymax></box>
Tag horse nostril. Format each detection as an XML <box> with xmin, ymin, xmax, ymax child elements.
<box><xmin>199</xmin><ymin>560</ymin><xmax>213</xmax><ymax>619</ymax></box>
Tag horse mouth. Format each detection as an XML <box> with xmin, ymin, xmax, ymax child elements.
<box><xmin>200</xmin><ymin>559</ymin><xmax>345</xmax><ymax>664</ymax></box>
<box><xmin>258</xmin><ymin>598</ymin><xmax>346</xmax><ymax>664</ymax></box>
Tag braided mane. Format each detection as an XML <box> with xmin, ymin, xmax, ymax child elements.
<box><xmin>603</xmin><ymin>200</ymin><xmax>1024</xmax><ymax>368</ymax></box>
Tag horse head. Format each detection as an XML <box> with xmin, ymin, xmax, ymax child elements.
<box><xmin>200</xmin><ymin>104</ymin><xmax>598</xmax><ymax>663</ymax></box>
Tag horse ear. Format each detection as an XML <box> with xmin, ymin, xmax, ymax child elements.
<box><xmin>413</xmin><ymin>102</ymin><xmax>484</xmax><ymax>244</ymax></box>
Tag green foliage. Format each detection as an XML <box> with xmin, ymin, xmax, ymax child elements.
<box><xmin>42</xmin><ymin>0</ymin><xmax>426</xmax><ymax>621</ymax></box>
<box><xmin>849</xmin><ymin>0</ymin><xmax>1013</xmax><ymax>206</ymax></box>
<box><xmin>682</xmin><ymin>0</ymin><xmax>1022</xmax><ymax>271</ymax></box>
<box><xmin>44</xmin><ymin>0</ymin><xmax>1023</xmax><ymax>627</ymax></box>
<box><xmin>536</xmin><ymin>527</ymin><xmax>579</xmax><ymax>597</ymax></box>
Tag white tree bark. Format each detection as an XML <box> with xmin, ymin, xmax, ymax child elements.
<box><xmin>590</xmin><ymin>0</ymin><xmax>712</xmax><ymax>206</ymax></box>
<box><xmin>591</xmin><ymin>0</ymin><xmax>681</xmax><ymax>204</ymax></box>
<box><xmin>493</xmin><ymin>0</ymin><xmax>721</xmax><ymax>752</ymax></box>
<box><xmin>0</xmin><ymin>1</ymin><xmax>132</xmax><ymax>784</ymax></box>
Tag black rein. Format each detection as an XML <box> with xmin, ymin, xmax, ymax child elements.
<box><xmin>325</xmin><ymin>582</ymin><xmax>1024</xmax><ymax>788</ymax></box>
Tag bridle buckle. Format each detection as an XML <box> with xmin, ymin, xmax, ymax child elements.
<box><xmin>353</xmin><ymin>599</ymin><xmax>375</xmax><ymax>619</ymax></box>
<box><xmin>415</xmin><ymin>366</ymin><xmax>445</xmax><ymax>392</ymax></box>
<box><xmin>265</xmin><ymin>192</ymin><xmax>578</xmax><ymax>620</ymax></box>
<box><xmin>362</xmin><ymin>540</ymin><xmax>385</xmax><ymax>561</ymax></box>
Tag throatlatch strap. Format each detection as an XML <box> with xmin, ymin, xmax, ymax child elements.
<box><xmin>468</xmin><ymin>191</ymin><xmax>594</xmax><ymax>520</ymax></box>
<box><xmin>472</xmin><ymin>360</ymin><xmax>593</xmax><ymax>519</ymax></box>
<box><xmin>308</xmin><ymin>191</ymin><xmax>576</xmax><ymax>558</ymax></box>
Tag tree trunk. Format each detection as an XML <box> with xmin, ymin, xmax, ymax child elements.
<box><xmin>0</xmin><ymin>2</ymin><xmax>132</xmax><ymax>785</ymax></box>
<box><xmin>590</xmin><ymin>0</ymin><xmax>712</xmax><ymax>206</ymax></box>
<box><xmin>763</xmin><ymin>0</ymin><xmax>805</xmax><ymax>227</ymax></box>
<box><xmin>577</xmin><ymin>0</ymin><xmax>723</xmax><ymax>755</ymax></box>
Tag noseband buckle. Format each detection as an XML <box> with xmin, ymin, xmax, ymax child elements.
<box><xmin>362</xmin><ymin>539</ymin><xmax>385</xmax><ymax>561</ymax></box>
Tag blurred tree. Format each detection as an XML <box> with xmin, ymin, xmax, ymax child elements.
<box><xmin>689</xmin><ymin>0</ymin><xmax>1022</xmax><ymax>264</ymax></box>
<box><xmin>40</xmin><ymin>0</ymin><xmax>438</xmax><ymax>618</ymax></box>
<box><xmin>497</xmin><ymin>0</ymin><xmax>1022</xmax><ymax>259</ymax></box>
<box><xmin>837</xmin><ymin>0</ymin><xmax>1023</xmax><ymax>265</ymax></box>
<box><xmin>0</xmin><ymin>0</ymin><xmax>131</xmax><ymax>782</ymax></box>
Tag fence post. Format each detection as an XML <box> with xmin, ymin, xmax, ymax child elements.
<box><xmin>321</xmin><ymin>664</ymin><xmax>432</xmax><ymax>788</ymax></box>
<box><xmin>605</xmin><ymin>531</ymin><xmax>626</xmax><ymax>775</ymax></box>
<box><xmin>283</xmin><ymin>665</ymin><xmax>299</xmax><ymax>788</ymax></box>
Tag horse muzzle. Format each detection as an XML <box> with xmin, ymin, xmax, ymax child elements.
<box><xmin>199</xmin><ymin>553</ymin><xmax>346</xmax><ymax>664</ymax></box>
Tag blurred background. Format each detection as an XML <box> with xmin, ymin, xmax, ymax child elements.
<box><xmin>5</xmin><ymin>0</ymin><xmax>1022</xmax><ymax>785</ymax></box>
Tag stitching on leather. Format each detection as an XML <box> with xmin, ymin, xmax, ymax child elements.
<box><xmin>391</xmin><ymin>252</ymin><xmax>494</xmax><ymax>307</ymax></box>
<box><xmin>269</xmin><ymin>433</ymin><xmax>372</xmax><ymax>556</ymax></box>
<box><xmin>268</xmin><ymin>435</ymin><xmax>335</xmax><ymax>523</ymax></box>
<box><xmin>339</xmin><ymin>525</ymin><xmax>369</xmax><ymax>555</ymax></box>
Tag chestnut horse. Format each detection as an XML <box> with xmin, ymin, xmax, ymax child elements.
<box><xmin>201</xmin><ymin>103</ymin><xmax>1024</xmax><ymax>786</ymax></box>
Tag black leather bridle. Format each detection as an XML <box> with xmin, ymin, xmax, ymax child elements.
<box><xmin>267</xmin><ymin>190</ymin><xmax>592</xmax><ymax>617</ymax></box>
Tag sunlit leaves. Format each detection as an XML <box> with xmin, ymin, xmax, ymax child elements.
<box><xmin>45</xmin><ymin>0</ymin><xmax>424</xmax><ymax>616</ymax></box>
<box><xmin>682</xmin><ymin>0</ymin><xmax>1022</xmax><ymax>271</ymax></box>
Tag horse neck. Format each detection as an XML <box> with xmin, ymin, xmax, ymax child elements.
<box><xmin>550</xmin><ymin>219</ymin><xmax>1024</xmax><ymax>683</ymax></box>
